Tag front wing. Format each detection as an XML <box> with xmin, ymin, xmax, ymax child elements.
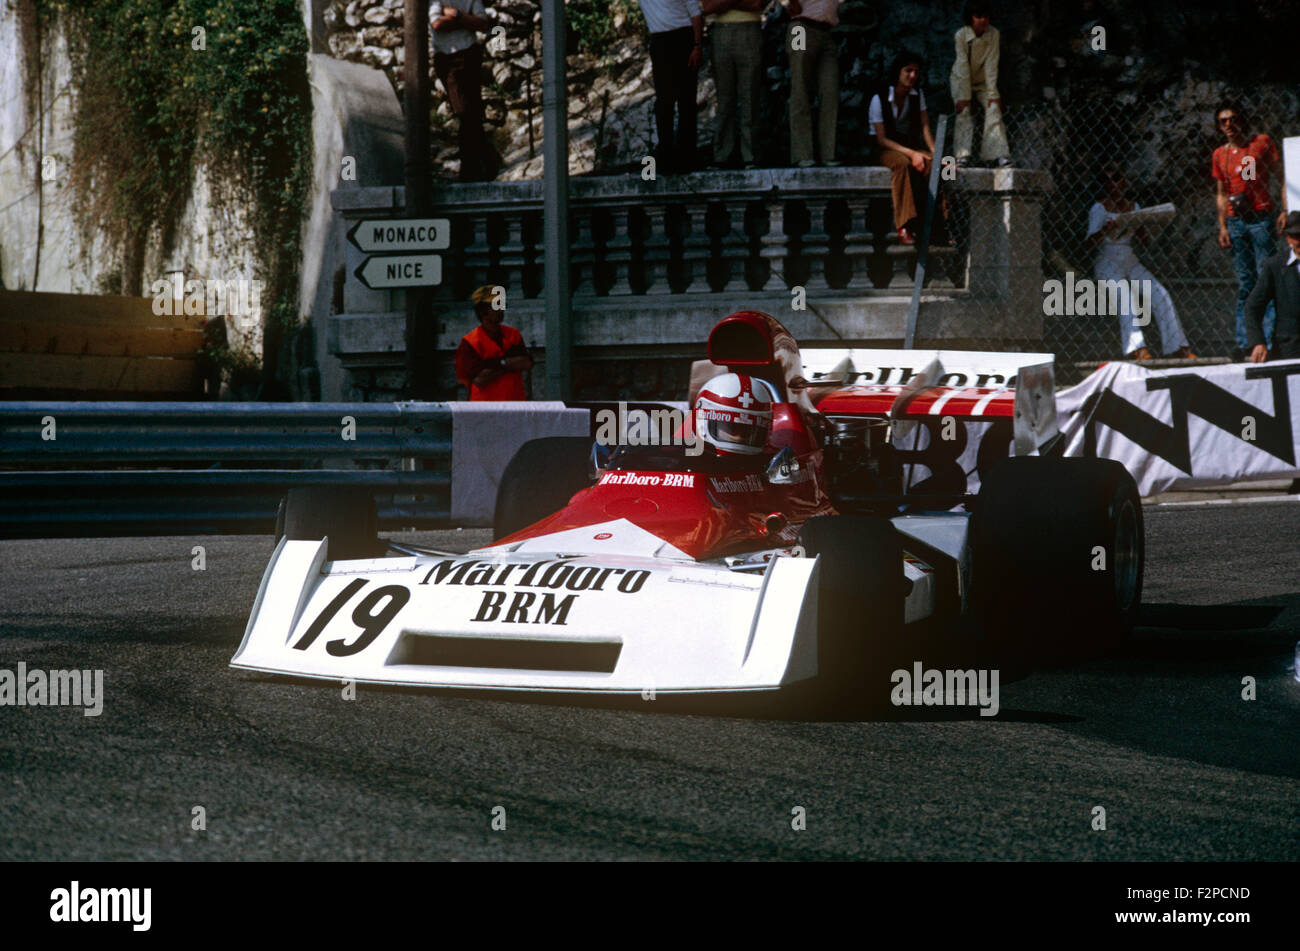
<box><xmin>231</xmin><ymin>539</ymin><xmax>822</xmax><ymax>693</ymax></box>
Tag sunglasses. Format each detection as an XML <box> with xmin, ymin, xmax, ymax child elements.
<box><xmin>1218</xmin><ymin>116</ymin><xmax>1240</xmax><ymax>126</ymax></box>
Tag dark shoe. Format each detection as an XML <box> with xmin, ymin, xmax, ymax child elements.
<box><xmin>1170</xmin><ymin>346</ymin><xmax>1197</xmax><ymax>359</ymax></box>
<box><xmin>1125</xmin><ymin>347</ymin><xmax>1153</xmax><ymax>361</ymax></box>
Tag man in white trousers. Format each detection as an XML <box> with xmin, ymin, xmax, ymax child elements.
<box><xmin>1087</xmin><ymin>164</ymin><xmax>1195</xmax><ymax>360</ymax></box>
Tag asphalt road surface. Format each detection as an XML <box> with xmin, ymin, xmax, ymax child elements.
<box><xmin>2</xmin><ymin>502</ymin><xmax>1298</xmax><ymax>860</ymax></box>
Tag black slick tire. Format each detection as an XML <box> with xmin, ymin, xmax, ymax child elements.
<box><xmin>797</xmin><ymin>514</ymin><xmax>906</xmax><ymax>715</ymax></box>
<box><xmin>493</xmin><ymin>436</ymin><xmax>594</xmax><ymax>540</ymax></box>
<box><xmin>971</xmin><ymin>457</ymin><xmax>1144</xmax><ymax>663</ymax></box>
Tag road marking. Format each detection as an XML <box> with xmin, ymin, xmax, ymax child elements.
<box><xmin>1147</xmin><ymin>495</ymin><xmax>1300</xmax><ymax>509</ymax></box>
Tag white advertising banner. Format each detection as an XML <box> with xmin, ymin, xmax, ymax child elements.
<box><xmin>1284</xmin><ymin>136</ymin><xmax>1300</xmax><ymax>221</ymax></box>
<box><xmin>808</xmin><ymin>360</ymin><xmax>1300</xmax><ymax>499</ymax></box>
<box><xmin>447</xmin><ymin>359</ymin><xmax>1300</xmax><ymax>526</ymax></box>
<box><xmin>1057</xmin><ymin>359</ymin><xmax>1300</xmax><ymax>496</ymax></box>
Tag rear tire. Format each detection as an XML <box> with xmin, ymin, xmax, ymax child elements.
<box><xmin>798</xmin><ymin>514</ymin><xmax>905</xmax><ymax>715</ymax></box>
<box><xmin>971</xmin><ymin>457</ymin><xmax>1143</xmax><ymax>663</ymax></box>
<box><xmin>283</xmin><ymin>486</ymin><xmax>381</xmax><ymax>561</ymax></box>
<box><xmin>493</xmin><ymin>437</ymin><xmax>594</xmax><ymax>540</ymax></box>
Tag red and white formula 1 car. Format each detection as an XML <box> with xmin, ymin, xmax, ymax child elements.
<box><xmin>233</xmin><ymin>312</ymin><xmax>1143</xmax><ymax>707</ymax></box>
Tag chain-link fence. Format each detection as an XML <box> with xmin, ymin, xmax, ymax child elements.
<box><xmin>933</xmin><ymin>89</ymin><xmax>1297</xmax><ymax>382</ymax></box>
<box><xmin>920</xmin><ymin>88</ymin><xmax>1294</xmax><ymax>379</ymax></box>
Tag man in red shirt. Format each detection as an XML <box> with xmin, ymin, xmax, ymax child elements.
<box><xmin>1211</xmin><ymin>101</ymin><xmax>1287</xmax><ymax>358</ymax></box>
<box><xmin>454</xmin><ymin>285</ymin><xmax>533</xmax><ymax>401</ymax></box>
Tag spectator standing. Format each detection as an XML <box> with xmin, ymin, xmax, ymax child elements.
<box><xmin>1211</xmin><ymin>101</ymin><xmax>1286</xmax><ymax>358</ymax></box>
<box><xmin>1245</xmin><ymin>212</ymin><xmax>1300</xmax><ymax>362</ymax></box>
<box><xmin>431</xmin><ymin>1</ymin><xmax>497</xmax><ymax>182</ymax></box>
<box><xmin>869</xmin><ymin>51</ymin><xmax>934</xmax><ymax>244</ymax></box>
<box><xmin>1086</xmin><ymin>164</ymin><xmax>1194</xmax><ymax>361</ymax></box>
<box><xmin>639</xmin><ymin>0</ymin><xmax>705</xmax><ymax>174</ymax></box>
<box><xmin>950</xmin><ymin>1</ymin><xmax>1011</xmax><ymax>168</ymax></box>
<box><xmin>455</xmin><ymin>286</ymin><xmax>534</xmax><ymax>401</ymax></box>
<box><xmin>703</xmin><ymin>0</ymin><xmax>764</xmax><ymax>169</ymax></box>
<box><xmin>784</xmin><ymin>0</ymin><xmax>843</xmax><ymax>168</ymax></box>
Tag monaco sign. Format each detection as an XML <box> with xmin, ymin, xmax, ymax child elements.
<box><xmin>347</xmin><ymin>218</ymin><xmax>451</xmax><ymax>253</ymax></box>
<box><xmin>354</xmin><ymin>253</ymin><xmax>443</xmax><ymax>290</ymax></box>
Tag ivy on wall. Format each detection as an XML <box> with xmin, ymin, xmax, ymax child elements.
<box><xmin>568</xmin><ymin>0</ymin><xmax>642</xmax><ymax>58</ymax></box>
<box><xmin>33</xmin><ymin>0</ymin><xmax>312</xmax><ymax>392</ymax></box>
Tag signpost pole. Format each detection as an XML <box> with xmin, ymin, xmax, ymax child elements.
<box><xmin>541</xmin><ymin>0</ymin><xmax>572</xmax><ymax>399</ymax></box>
<box><xmin>904</xmin><ymin>114</ymin><xmax>948</xmax><ymax>351</ymax></box>
<box><xmin>403</xmin><ymin>0</ymin><xmax>437</xmax><ymax>398</ymax></box>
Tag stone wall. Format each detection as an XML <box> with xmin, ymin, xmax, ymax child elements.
<box><xmin>318</xmin><ymin>1</ymin><xmax>1299</xmax><ymax>186</ymax></box>
<box><xmin>0</xmin><ymin>9</ymin><xmax>261</xmax><ymax>314</ymax></box>
<box><xmin>1</xmin><ymin>3</ymin><xmax>415</xmax><ymax>399</ymax></box>
<box><xmin>322</xmin><ymin>0</ymin><xmax>673</xmax><ymax>181</ymax></box>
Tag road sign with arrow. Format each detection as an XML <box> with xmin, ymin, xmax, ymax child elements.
<box><xmin>354</xmin><ymin>253</ymin><xmax>443</xmax><ymax>290</ymax></box>
<box><xmin>348</xmin><ymin>217</ymin><xmax>450</xmax><ymax>289</ymax></box>
<box><xmin>347</xmin><ymin>218</ymin><xmax>451</xmax><ymax>254</ymax></box>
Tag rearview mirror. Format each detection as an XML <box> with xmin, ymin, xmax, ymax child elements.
<box><xmin>590</xmin><ymin>441</ymin><xmax>612</xmax><ymax>479</ymax></box>
<box><xmin>765</xmin><ymin>447</ymin><xmax>799</xmax><ymax>485</ymax></box>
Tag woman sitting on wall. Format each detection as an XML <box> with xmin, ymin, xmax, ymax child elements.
<box><xmin>869</xmin><ymin>50</ymin><xmax>935</xmax><ymax>245</ymax></box>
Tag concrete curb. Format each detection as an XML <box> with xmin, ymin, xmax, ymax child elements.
<box><xmin>1144</xmin><ymin>479</ymin><xmax>1300</xmax><ymax>506</ymax></box>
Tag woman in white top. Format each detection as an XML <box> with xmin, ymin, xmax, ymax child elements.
<box><xmin>1086</xmin><ymin>163</ymin><xmax>1194</xmax><ymax>360</ymax></box>
<box><xmin>869</xmin><ymin>51</ymin><xmax>935</xmax><ymax>244</ymax></box>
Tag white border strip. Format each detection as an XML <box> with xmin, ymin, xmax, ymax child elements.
<box><xmin>1148</xmin><ymin>495</ymin><xmax>1300</xmax><ymax>509</ymax></box>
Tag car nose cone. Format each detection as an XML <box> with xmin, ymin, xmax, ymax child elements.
<box><xmin>604</xmin><ymin>497</ymin><xmax>660</xmax><ymax>518</ymax></box>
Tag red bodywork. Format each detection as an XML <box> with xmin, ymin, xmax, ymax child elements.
<box><xmin>817</xmin><ymin>385</ymin><xmax>1016</xmax><ymax>418</ymax></box>
<box><xmin>494</xmin><ymin>310</ymin><xmax>1021</xmax><ymax>562</ymax></box>
<box><xmin>495</xmin><ymin>402</ymin><xmax>835</xmax><ymax>562</ymax></box>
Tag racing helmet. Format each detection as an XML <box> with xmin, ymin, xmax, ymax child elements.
<box><xmin>694</xmin><ymin>373</ymin><xmax>778</xmax><ymax>455</ymax></box>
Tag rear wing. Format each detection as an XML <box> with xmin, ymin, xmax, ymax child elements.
<box><xmin>801</xmin><ymin>348</ymin><xmax>1058</xmax><ymax>457</ymax></box>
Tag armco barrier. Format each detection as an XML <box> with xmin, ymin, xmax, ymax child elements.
<box><xmin>2</xmin><ymin>367</ymin><xmax>1296</xmax><ymax>540</ymax></box>
<box><xmin>0</xmin><ymin>469</ymin><xmax>451</xmax><ymax>539</ymax></box>
<box><xmin>0</xmin><ymin>401</ymin><xmax>451</xmax><ymax>463</ymax></box>
<box><xmin>0</xmin><ymin>402</ymin><xmax>455</xmax><ymax>538</ymax></box>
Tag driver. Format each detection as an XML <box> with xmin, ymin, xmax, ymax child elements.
<box><xmin>693</xmin><ymin>373</ymin><xmax>779</xmax><ymax>458</ymax></box>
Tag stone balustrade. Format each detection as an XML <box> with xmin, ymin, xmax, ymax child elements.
<box><xmin>327</xmin><ymin>167</ymin><xmax>1053</xmax><ymax>401</ymax></box>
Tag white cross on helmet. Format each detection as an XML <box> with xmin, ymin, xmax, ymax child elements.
<box><xmin>693</xmin><ymin>373</ymin><xmax>778</xmax><ymax>455</ymax></box>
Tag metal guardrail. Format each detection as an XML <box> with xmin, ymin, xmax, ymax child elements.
<box><xmin>0</xmin><ymin>402</ymin><xmax>455</xmax><ymax>538</ymax></box>
<box><xmin>0</xmin><ymin>402</ymin><xmax>451</xmax><ymax>461</ymax></box>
